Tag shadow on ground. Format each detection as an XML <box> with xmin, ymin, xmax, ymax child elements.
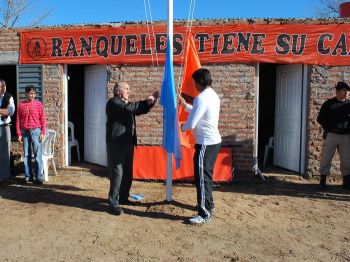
<box><xmin>5</xmin><ymin>162</ymin><xmax>349</xmax><ymax>217</ymax></box>
<box><xmin>0</xmin><ymin>179</ymin><xmax>193</xmax><ymax>221</ymax></box>
<box><xmin>217</xmin><ymin>171</ymin><xmax>350</xmax><ymax>202</ymax></box>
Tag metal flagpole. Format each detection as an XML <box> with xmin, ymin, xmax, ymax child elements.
<box><xmin>165</xmin><ymin>0</ymin><xmax>174</xmax><ymax>202</ymax></box>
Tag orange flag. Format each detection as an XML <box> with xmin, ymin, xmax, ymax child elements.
<box><xmin>178</xmin><ymin>34</ymin><xmax>201</xmax><ymax>148</ymax></box>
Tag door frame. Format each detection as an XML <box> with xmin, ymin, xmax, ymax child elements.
<box><xmin>257</xmin><ymin>63</ymin><xmax>308</xmax><ymax>174</ymax></box>
<box><xmin>300</xmin><ymin>65</ymin><xmax>308</xmax><ymax>175</ymax></box>
<box><xmin>64</xmin><ymin>64</ymin><xmax>108</xmax><ymax>167</ymax></box>
<box><xmin>64</xmin><ymin>65</ymin><xmax>69</xmax><ymax>166</ymax></box>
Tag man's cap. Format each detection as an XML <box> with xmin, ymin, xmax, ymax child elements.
<box><xmin>335</xmin><ymin>81</ymin><xmax>350</xmax><ymax>91</ymax></box>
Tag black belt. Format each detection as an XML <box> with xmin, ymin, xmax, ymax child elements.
<box><xmin>0</xmin><ymin>123</ymin><xmax>10</xmax><ymax>127</ymax></box>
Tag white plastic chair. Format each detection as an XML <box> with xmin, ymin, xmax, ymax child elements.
<box><xmin>42</xmin><ymin>129</ymin><xmax>57</xmax><ymax>181</ymax></box>
<box><xmin>263</xmin><ymin>136</ymin><xmax>274</xmax><ymax>166</ymax></box>
<box><xmin>68</xmin><ymin>121</ymin><xmax>80</xmax><ymax>165</ymax></box>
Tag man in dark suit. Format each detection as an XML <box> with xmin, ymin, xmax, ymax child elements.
<box><xmin>106</xmin><ymin>81</ymin><xmax>159</xmax><ymax>215</ymax></box>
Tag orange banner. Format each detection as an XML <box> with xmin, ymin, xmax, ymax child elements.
<box><xmin>20</xmin><ymin>24</ymin><xmax>350</xmax><ymax>66</ymax></box>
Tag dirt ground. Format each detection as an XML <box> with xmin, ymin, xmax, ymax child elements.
<box><xmin>0</xmin><ymin>166</ymin><xmax>350</xmax><ymax>262</ymax></box>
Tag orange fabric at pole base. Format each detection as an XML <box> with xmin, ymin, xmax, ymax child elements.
<box><xmin>133</xmin><ymin>146</ymin><xmax>233</xmax><ymax>182</ymax></box>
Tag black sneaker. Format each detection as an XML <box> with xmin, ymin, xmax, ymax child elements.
<box><xmin>319</xmin><ymin>175</ymin><xmax>327</xmax><ymax>190</ymax></box>
<box><xmin>109</xmin><ymin>206</ymin><xmax>124</xmax><ymax>216</ymax></box>
<box><xmin>34</xmin><ymin>180</ymin><xmax>44</xmax><ymax>185</ymax></box>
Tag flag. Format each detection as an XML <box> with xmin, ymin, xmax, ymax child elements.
<box><xmin>160</xmin><ymin>37</ymin><xmax>182</xmax><ymax>168</ymax></box>
<box><xmin>178</xmin><ymin>34</ymin><xmax>201</xmax><ymax>148</ymax></box>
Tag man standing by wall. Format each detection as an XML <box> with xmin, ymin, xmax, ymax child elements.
<box><xmin>0</xmin><ymin>79</ymin><xmax>15</xmax><ymax>183</ymax></box>
<box><xmin>317</xmin><ymin>81</ymin><xmax>350</xmax><ymax>190</ymax></box>
<box><xmin>106</xmin><ymin>82</ymin><xmax>159</xmax><ymax>216</ymax></box>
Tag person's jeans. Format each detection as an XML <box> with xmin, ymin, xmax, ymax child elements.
<box><xmin>22</xmin><ymin>128</ymin><xmax>43</xmax><ymax>181</ymax></box>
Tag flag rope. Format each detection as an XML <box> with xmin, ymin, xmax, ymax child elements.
<box><xmin>143</xmin><ymin>0</ymin><xmax>160</xmax><ymax>71</ymax></box>
<box><xmin>177</xmin><ymin>0</ymin><xmax>196</xmax><ymax>93</ymax></box>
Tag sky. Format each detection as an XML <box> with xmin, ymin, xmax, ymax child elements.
<box><xmin>18</xmin><ymin>0</ymin><xmax>322</xmax><ymax>27</ymax></box>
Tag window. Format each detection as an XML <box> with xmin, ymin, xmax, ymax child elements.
<box><xmin>17</xmin><ymin>64</ymin><xmax>43</xmax><ymax>102</ymax></box>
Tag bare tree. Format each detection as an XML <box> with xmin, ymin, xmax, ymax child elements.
<box><xmin>0</xmin><ymin>0</ymin><xmax>52</xmax><ymax>28</ymax></box>
<box><xmin>314</xmin><ymin>0</ymin><xmax>348</xmax><ymax>17</ymax></box>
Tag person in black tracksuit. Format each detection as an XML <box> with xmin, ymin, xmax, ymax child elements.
<box><xmin>179</xmin><ymin>68</ymin><xmax>222</xmax><ymax>224</ymax></box>
<box><xmin>317</xmin><ymin>81</ymin><xmax>350</xmax><ymax>190</ymax></box>
<box><xmin>106</xmin><ymin>82</ymin><xmax>159</xmax><ymax>216</ymax></box>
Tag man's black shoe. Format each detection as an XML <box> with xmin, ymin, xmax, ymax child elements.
<box><xmin>343</xmin><ymin>175</ymin><xmax>350</xmax><ymax>190</ymax></box>
<box><xmin>119</xmin><ymin>199</ymin><xmax>133</xmax><ymax>205</ymax></box>
<box><xmin>319</xmin><ymin>175</ymin><xmax>327</xmax><ymax>190</ymax></box>
<box><xmin>34</xmin><ymin>180</ymin><xmax>44</xmax><ymax>185</ymax></box>
<box><xmin>110</xmin><ymin>206</ymin><xmax>124</xmax><ymax>216</ymax></box>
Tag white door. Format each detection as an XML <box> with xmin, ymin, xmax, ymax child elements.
<box><xmin>84</xmin><ymin>65</ymin><xmax>107</xmax><ymax>166</ymax></box>
<box><xmin>273</xmin><ymin>64</ymin><xmax>303</xmax><ymax>172</ymax></box>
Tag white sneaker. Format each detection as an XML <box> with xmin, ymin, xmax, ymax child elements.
<box><xmin>188</xmin><ymin>215</ymin><xmax>211</xmax><ymax>224</ymax></box>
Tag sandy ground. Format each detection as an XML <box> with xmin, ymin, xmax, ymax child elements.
<box><xmin>0</xmin><ymin>167</ymin><xmax>350</xmax><ymax>262</ymax></box>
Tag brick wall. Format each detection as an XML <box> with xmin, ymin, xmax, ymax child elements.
<box><xmin>42</xmin><ymin>64</ymin><xmax>65</xmax><ymax>167</ymax></box>
<box><xmin>307</xmin><ymin>65</ymin><xmax>350</xmax><ymax>177</ymax></box>
<box><xmin>107</xmin><ymin>63</ymin><xmax>256</xmax><ymax>173</ymax></box>
<box><xmin>0</xmin><ymin>30</ymin><xmax>19</xmax><ymax>52</ymax></box>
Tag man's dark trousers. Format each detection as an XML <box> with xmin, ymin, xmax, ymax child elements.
<box><xmin>193</xmin><ymin>143</ymin><xmax>221</xmax><ymax>219</ymax></box>
<box><xmin>108</xmin><ymin>141</ymin><xmax>134</xmax><ymax>207</ymax></box>
<box><xmin>0</xmin><ymin>125</ymin><xmax>11</xmax><ymax>181</ymax></box>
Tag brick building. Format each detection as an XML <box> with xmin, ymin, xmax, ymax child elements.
<box><xmin>1</xmin><ymin>19</ymin><xmax>350</xmax><ymax>178</ymax></box>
